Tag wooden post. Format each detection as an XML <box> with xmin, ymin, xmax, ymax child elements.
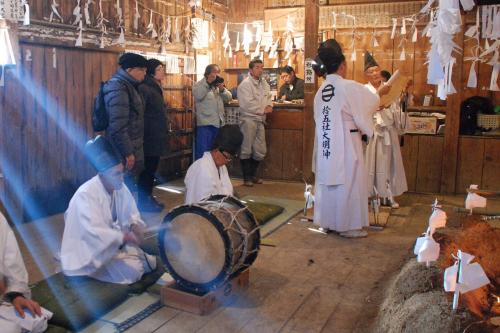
<box><xmin>440</xmin><ymin>15</ymin><xmax>465</xmax><ymax>193</ymax></box>
<box><xmin>302</xmin><ymin>0</ymin><xmax>319</xmax><ymax>182</ymax></box>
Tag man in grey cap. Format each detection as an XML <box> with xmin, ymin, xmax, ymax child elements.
<box><xmin>104</xmin><ymin>52</ymin><xmax>148</xmax><ymax>195</ymax></box>
<box><xmin>61</xmin><ymin>136</ymin><xmax>156</xmax><ymax>284</ymax></box>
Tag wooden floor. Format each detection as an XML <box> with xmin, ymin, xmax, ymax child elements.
<box><xmin>15</xmin><ymin>180</ymin><xmax>481</xmax><ymax>333</ymax></box>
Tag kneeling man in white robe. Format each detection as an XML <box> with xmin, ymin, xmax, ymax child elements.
<box><xmin>61</xmin><ymin>136</ymin><xmax>156</xmax><ymax>284</ymax></box>
<box><xmin>313</xmin><ymin>39</ymin><xmax>379</xmax><ymax>238</ymax></box>
<box><xmin>1</xmin><ymin>212</ymin><xmax>51</xmax><ymax>333</ymax></box>
<box><xmin>185</xmin><ymin>125</ymin><xmax>243</xmax><ymax>204</ymax></box>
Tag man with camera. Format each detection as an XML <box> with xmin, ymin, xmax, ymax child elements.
<box><xmin>193</xmin><ymin>64</ymin><xmax>233</xmax><ymax>160</ymax></box>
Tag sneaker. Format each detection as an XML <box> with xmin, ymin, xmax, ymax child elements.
<box><xmin>318</xmin><ymin>227</ymin><xmax>331</xmax><ymax>233</ymax></box>
<box><xmin>252</xmin><ymin>178</ymin><xmax>264</xmax><ymax>184</ymax></box>
<box><xmin>244</xmin><ymin>180</ymin><xmax>254</xmax><ymax>187</ymax></box>
<box><xmin>339</xmin><ymin>230</ymin><xmax>368</xmax><ymax>238</ymax></box>
<box><xmin>390</xmin><ymin>201</ymin><xmax>400</xmax><ymax>209</ymax></box>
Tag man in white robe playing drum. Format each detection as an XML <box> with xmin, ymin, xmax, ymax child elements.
<box><xmin>61</xmin><ymin>136</ymin><xmax>156</xmax><ymax>284</ymax></box>
<box><xmin>313</xmin><ymin>39</ymin><xmax>379</xmax><ymax>238</ymax></box>
<box><xmin>184</xmin><ymin>125</ymin><xmax>243</xmax><ymax>204</ymax></box>
<box><xmin>363</xmin><ymin>52</ymin><xmax>408</xmax><ymax>208</ymax></box>
<box><xmin>0</xmin><ymin>212</ymin><xmax>48</xmax><ymax>333</ymax></box>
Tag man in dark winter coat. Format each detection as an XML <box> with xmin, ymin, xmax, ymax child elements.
<box><xmin>137</xmin><ymin>59</ymin><xmax>168</xmax><ymax>212</ymax></box>
<box><xmin>104</xmin><ymin>53</ymin><xmax>147</xmax><ymax>193</ymax></box>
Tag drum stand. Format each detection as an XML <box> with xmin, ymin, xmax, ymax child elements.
<box><xmin>160</xmin><ymin>268</ymin><xmax>250</xmax><ymax>316</ymax></box>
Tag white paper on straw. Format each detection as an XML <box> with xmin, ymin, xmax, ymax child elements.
<box><xmin>429</xmin><ymin>208</ymin><xmax>447</xmax><ymax>231</ymax></box>
<box><xmin>444</xmin><ymin>251</ymin><xmax>490</xmax><ymax>293</ymax></box>
<box><xmin>465</xmin><ymin>192</ymin><xmax>487</xmax><ymax>210</ymax></box>
<box><xmin>417</xmin><ymin>237</ymin><xmax>440</xmax><ymax>263</ymax></box>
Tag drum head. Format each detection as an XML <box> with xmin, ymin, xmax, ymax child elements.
<box><xmin>158</xmin><ymin>205</ymin><xmax>231</xmax><ymax>292</ymax></box>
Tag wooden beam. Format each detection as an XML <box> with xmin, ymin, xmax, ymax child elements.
<box><xmin>302</xmin><ymin>0</ymin><xmax>319</xmax><ymax>182</ymax></box>
<box><xmin>440</xmin><ymin>14</ymin><xmax>465</xmax><ymax>194</ymax></box>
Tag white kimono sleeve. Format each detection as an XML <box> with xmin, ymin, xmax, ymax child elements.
<box><xmin>346</xmin><ymin>82</ymin><xmax>379</xmax><ymax>137</ymax></box>
<box><xmin>61</xmin><ymin>192</ymin><xmax>124</xmax><ymax>274</ymax></box>
<box><xmin>0</xmin><ymin>215</ymin><xmax>29</xmax><ymax>297</ymax></box>
<box><xmin>184</xmin><ymin>163</ymin><xmax>212</xmax><ymax>204</ymax></box>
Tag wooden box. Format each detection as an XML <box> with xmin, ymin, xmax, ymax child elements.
<box><xmin>160</xmin><ymin>269</ymin><xmax>250</xmax><ymax>316</ymax></box>
<box><xmin>406</xmin><ymin>116</ymin><xmax>438</xmax><ymax>134</ymax></box>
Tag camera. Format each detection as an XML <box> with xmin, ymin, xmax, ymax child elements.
<box><xmin>210</xmin><ymin>75</ymin><xmax>225</xmax><ymax>87</ymax></box>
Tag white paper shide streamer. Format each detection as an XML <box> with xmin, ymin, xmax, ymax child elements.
<box><xmin>146</xmin><ymin>10</ymin><xmax>157</xmax><ymax>39</ymax></box>
<box><xmin>444</xmin><ymin>250</ymin><xmax>490</xmax><ymax>310</ymax></box>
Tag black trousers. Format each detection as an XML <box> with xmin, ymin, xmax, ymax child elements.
<box><xmin>138</xmin><ymin>155</ymin><xmax>160</xmax><ymax>199</ymax></box>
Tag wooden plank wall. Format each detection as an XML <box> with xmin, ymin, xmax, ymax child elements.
<box><xmin>0</xmin><ymin>0</ymin><xmax>227</xmax><ymax>222</ymax></box>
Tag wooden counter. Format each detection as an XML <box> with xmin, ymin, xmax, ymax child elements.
<box><xmin>224</xmin><ymin>103</ymin><xmax>306</xmax><ymax>181</ymax></box>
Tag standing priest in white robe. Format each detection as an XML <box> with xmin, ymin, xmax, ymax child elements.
<box><xmin>363</xmin><ymin>52</ymin><xmax>408</xmax><ymax>208</ymax></box>
<box><xmin>185</xmin><ymin>125</ymin><xmax>243</xmax><ymax>204</ymax></box>
<box><xmin>313</xmin><ymin>39</ymin><xmax>379</xmax><ymax>238</ymax></box>
<box><xmin>61</xmin><ymin>136</ymin><xmax>156</xmax><ymax>284</ymax></box>
<box><xmin>1</xmin><ymin>213</ymin><xmax>47</xmax><ymax>333</ymax></box>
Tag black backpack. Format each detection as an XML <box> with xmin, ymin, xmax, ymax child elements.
<box><xmin>92</xmin><ymin>81</ymin><xmax>109</xmax><ymax>132</ymax></box>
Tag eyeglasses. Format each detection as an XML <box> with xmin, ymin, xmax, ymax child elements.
<box><xmin>221</xmin><ymin>151</ymin><xmax>234</xmax><ymax>162</ymax></box>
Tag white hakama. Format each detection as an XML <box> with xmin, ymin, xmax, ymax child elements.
<box><xmin>313</xmin><ymin>74</ymin><xmax>378</xmax><ymax>232</ymax></box>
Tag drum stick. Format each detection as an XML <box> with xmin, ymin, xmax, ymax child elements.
<box><xmin>466</xmin><ymin>188</ymin><xmax>500</xmax><ymax>198</ymax></box>
<box><xmin>260</xmin><ymin>239</ymin><xmax>277</xmax><ymax>247</ymax></box>
<box><xmin>454</xmin><ymin>207</ymin><xmax>500</xmax><ymax>216</ymax></box>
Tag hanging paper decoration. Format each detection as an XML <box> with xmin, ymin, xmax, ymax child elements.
<box><xmin>444</xmin><ymin>250</ymin><xmax>490</xmax><ymax>310</ymax></box>
<box><xmin>115</xmin><ymin>0</ymin><xmax>125</xmax><ymax>46</ymax></box>
<box><xmin>133</xmin><ymin>0</ymin><xmax>140</xmax><ymax>31</ymax></box>
<box><xmin>72</xmin><ymin>0</ymin><xmax>83</xmax><ymax>47</ymax></box>
<box><xmin>145</xmin><ymin>10</ymin><xmax>158</xmax><ymax>39</ymax></box>
<box><xmin>183</xmin><ymin>17</ymin><xmax>192</xmax><ymax>53</ymax></box>
<box><xmin>0</xmin><ymin>18</ymin><xmax>16</xmax><ymax>87</ymax></box>
<box><xmin>165</xmin><ymin>16</ymin><xmax>171</xmax><ymax>44</ymax></box>
<box><xmin>425</xmin><ymin>0</ymin><xmax>475</xmax><ymax>100</ymax></box>
<box><xmin>400</xmin><ymin>47</ymin><xmax>406</xmax><ymax>61</ymax></box>
<box><xmin>332</xmin><ymin>12</ymin><xmax>337</xmax><ymax>31</ymax></box>
<box><xmin>268</xmin><ymin>39</ymin><xmax>279</xmax><ymax>59</ymax></box>
<box><xmin>242</xmin><ymin>23</ymin><xmax>252</xmax><ymax>56</ymax></box>
<box><xmin>428</xmin><ymin>199</ymin><xmax>447</xmax><ymax>233</ymax></box>
<box><xmin>22</xmin><ymin>0</ymin><xmax>29</xmax><ymax>25</ymax></box>
<box><xmin>235</xmin><ymin>32</ymin><xmax>240</xmax><ymax>52</ymax></box>
<box><xmin>164</xmin><ymin>54</ymin><xmax>179</xmax><ymax>74</ymax></box>
<box><xmin>263</xmin><ymin>21</ymin><xmax>273</xmax><ymax>52</ymax></box>
<box><xmin>49</xmin><ymin>0</ymin><xmax>64</xmax><ymax>23</ymax></box>
<box><xmin>222</xmin><ymin>23</ymin><xmax>230</xmax><ymax>54</ymax></box>
<box><xmin>391</xmin><ymin>18</ymin><xmax>397</xmax><ymax>39</ymax></box>
<box><xmin>401</xmin><ymin>18</ymin><xmax>407</xmax><ymax>35</ymax></box>
<box><xmin>251</xmin><ymin>40</ymin><xmax>261</xmax><ymax>60</ymax></box>
<box><xmin>84</xmin><ymin>0</ymin><xmax>93</xmax><ymax>26</ymax></box>
<box><xmin>95</xmin><ymin>0</ymin><xmax>108</xmax><ymax>48</ymax></box>
<box><xmin>372</xmin><ymin>28</ymin><xmax>379</xmax><ymax>48</ymax></box>
<box><xmin>174</xmin><ymin>17</ymin><xmax>180</xmax><ymax>43</ymax></box>
<box><xmin>283</xmin><ymin>15</ymin><xmax>294</xmax><ymax>60</ymax></box>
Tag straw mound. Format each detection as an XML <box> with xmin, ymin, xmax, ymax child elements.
<box><xmin>374</xmin><ymin>259</ymin><xmax>467</xmax><ymax>333</ymax></box>
<box><xmin>435</xmin><ymin>217</ymin><xmax>500</xmax><ymax>319</ymax></box>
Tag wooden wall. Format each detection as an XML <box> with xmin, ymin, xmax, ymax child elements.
<box><xmin>0</xmin><ymin>0</ymin><xmax>227</xmax><ymax>222</ymax></box>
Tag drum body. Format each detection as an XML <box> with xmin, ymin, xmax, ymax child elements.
<box><xmin>158</xmin><ymin>196</ymin><xmax>260</xmax><ymax>292</ymax></box>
